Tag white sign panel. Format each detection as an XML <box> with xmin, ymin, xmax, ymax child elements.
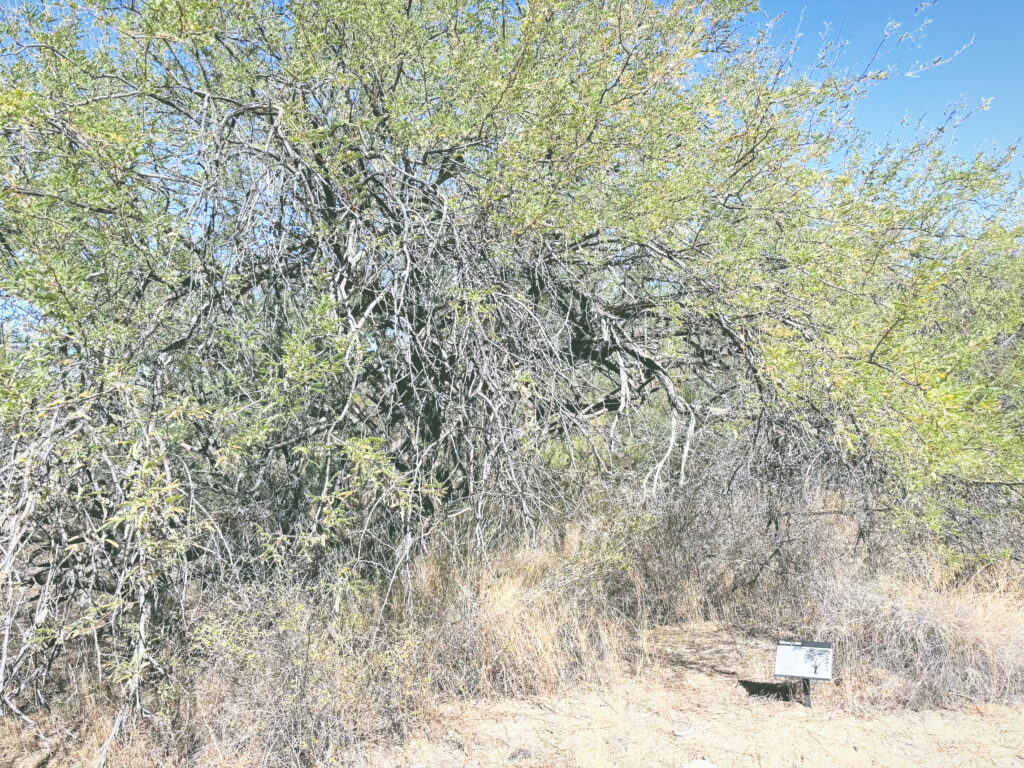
<box><xmin>774</xmin><ymin>640</ymin><xmax>833</xmax><ymax>681</ymax></box>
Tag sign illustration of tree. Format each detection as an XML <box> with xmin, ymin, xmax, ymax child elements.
<box><xmin>804</xmin><ymin>648</ymin><xmax>830</xmax><ymax>676</ymax></box>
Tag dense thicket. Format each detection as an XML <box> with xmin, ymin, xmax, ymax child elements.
<box><xmin>1</xmin><ymin>0</ymin><xmax>1021</xmax><ymax>724</ymax></box>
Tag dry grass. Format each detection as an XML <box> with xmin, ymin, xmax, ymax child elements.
<box><xmin>78</xmin><ymin>534</ymin><xmax>640</xmax><ymax>767</ymax></box>
<box><xmin>11</xmin><ymin>617</ymin><xmax>1024</xmax><ymax>768</ymax></box>
<box><xmin>399</xmin><ymin>543</ymin><xmax>633</xmax><ymax>699</ymax></box>
<box><xmin>364</xmin><ymin>622</ymin><xmax>1024</xmax><ymax>768</ymax></box>
<box><xmin>3</xmin><ymin>505</ymin><xmax>1022</xmax><ymax>766</ymax></box>
<box><xmin>813</xmin><ymin>574</ymin><xmax>1024</xmax><ymax>708</ymax></box>
<box><xmin>178</xmin><ymin>582</ymin><xmax>423</xmax><ymax>767</ymax></box>
<box><xmin>604</xmin><ymin>485</ymin><xmax>1024</xmax><ymax>709</ymax></box>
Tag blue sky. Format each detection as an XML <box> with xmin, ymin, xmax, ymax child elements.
<box><xmin>758</xmin><ymin>1</ymin><xmax>1024</xmax><ymax>159</ymax></box>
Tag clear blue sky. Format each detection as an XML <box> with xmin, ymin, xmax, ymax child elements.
<box><xmin>758</xmin><ymin>1</ymin><xmax>1024</xmax><ymax>159</ymax></box>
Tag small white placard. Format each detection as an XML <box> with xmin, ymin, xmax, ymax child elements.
<box><xmin>774</xmin><ymin>639</ymin><xmax>833</xmax><ymax>681</ymax></box>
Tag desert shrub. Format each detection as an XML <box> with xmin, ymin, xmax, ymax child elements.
<box><xmin>1</xmin><ymin>0</ymin><xmax>1021</xmax><ymax>758</ymax></box>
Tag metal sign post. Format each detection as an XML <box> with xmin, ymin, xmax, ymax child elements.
<box><xmin>774</xmin><ymin>639</ymin><xmax>833</xmax><ymax>707</ymax></box>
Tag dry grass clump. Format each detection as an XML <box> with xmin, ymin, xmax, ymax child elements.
<box><xmin>175</xmin><ymin>577</ymin><xmax>424</xmax><ymax>768</ymax></box>
<box><xmin>812</xmin><ymin>572</ymin><xmax>1024</xmax><ymax>708</ymax></box>
<box><xmin>399</xmin><ymin>538</ymin><xmax>637</xmax><ymax>699</ymax></box>
<box><xmin>744</xmin><ymin>567</ymin><xmax>1024</xmax><ymax>708</ymax></box>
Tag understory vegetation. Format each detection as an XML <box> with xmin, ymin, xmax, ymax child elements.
<box><xmin>0</xmin><ymin>0</ymin><xmax>1022</xmax><ymax>764</ymax></box>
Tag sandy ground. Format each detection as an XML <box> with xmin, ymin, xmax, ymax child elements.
<box><xmin>364</xmin><ymin>623</ymin><xmax>1024</xmax><ymax>768</ymax></box>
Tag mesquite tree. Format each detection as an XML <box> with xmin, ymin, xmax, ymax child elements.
<box><xmin>1</xmin><ymin>0</ymin><xmax>1021</xmax><ymax>715</ymax></box>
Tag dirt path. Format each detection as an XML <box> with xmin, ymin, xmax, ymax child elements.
<box><xmin>367</xmin><ymin>623</ymin><xmax>1024</xmax><ymax>768</ymax></box>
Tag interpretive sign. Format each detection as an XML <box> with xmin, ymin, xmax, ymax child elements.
<box><xmin>774</xmin><ymin>639</ymin><xmax>833</xmax><ymax>681</ymax></box>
